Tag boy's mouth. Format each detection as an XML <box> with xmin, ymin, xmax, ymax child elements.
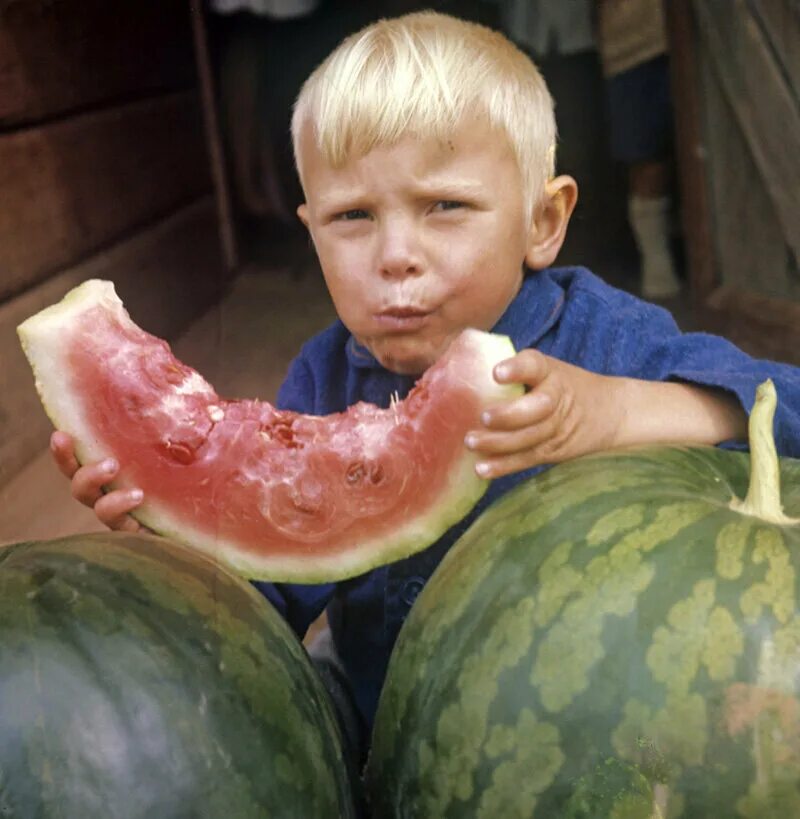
<box><xmin>379</xmin><ymin>306</ymin><xmax>429</xmax><ymax>318</ymax></box>
<box><xmin>375</xmin><ymin>306</ymin><xmax>431</xmax><ymax>331</ymax></box>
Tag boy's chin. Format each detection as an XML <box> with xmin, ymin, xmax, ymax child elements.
<box><xmin>374</xmin><ymin>353</ymin><xmax>429</xmax><ymax>377</ymax></box>
<box><xmin>367</xmin><ymin>339</ymin><xmax>443</xmax><ymax>377</ymax></box>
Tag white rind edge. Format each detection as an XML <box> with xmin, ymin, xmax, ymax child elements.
<box><xmin>17</xmin><ymin>280</ymin><xmax>131</xmax><ymax>471</ymax></box>
<box><xmin>18</xmin><ymin>280</ymin><xmax>522</xmax><ymax>583</ymax></box>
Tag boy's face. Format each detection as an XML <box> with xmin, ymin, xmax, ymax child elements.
<box><xmin>297</xmin><ymin>118</ymin><xmax>533</xmax><ymax>375</ymax></box>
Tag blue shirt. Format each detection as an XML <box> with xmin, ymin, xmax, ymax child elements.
<box><xmin>254</xmin><ymin>266</ymin><xmax>800</xmax><ymax>735</ymax></box>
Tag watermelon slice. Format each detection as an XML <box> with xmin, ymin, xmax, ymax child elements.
<box><xmin>17</xmin><ymin>280</ymin><xmax>521</xmax><ymax>582</ymax></box>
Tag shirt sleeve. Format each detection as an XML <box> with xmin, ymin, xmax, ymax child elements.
<box><xmin>250</xmin><ymin>351</ymin><xmax>337</xmax><ymax>639</ymax></box>
<box><xmin>598</xmin><ymin>295</ymin><xmax>800</xmax><ymax>458</ymax></box>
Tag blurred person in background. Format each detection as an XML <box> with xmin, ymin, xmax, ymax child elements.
<box><xmin>596</xmin><ymin>0</ymin><xmax>682</xmax><ymax>299</ymax></box>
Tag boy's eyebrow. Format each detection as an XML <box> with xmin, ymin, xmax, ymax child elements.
<box><xmin>414</xmin><ymin>180</ymin><xmax>487</xmax><ymax>199</ymax></box>
<box><xmin>314</xmin><ymin>191</ymin><xmax>366</xmax><ymax>213</ymax></box>
<box><xmin>315</xmin><ymin>180</ymin><xmax>487</xmax><ymax>211</ymax></box>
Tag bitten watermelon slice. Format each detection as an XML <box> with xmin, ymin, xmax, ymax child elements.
<box><xmin>18</xmin><ymin>280</ymin><xmax>521</xmax><ymax>582</ymax></box>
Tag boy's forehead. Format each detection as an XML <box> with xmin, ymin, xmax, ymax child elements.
<box><xmin>298</xmin><ymin>115</ymin><xmax>515</xmax><ymax>179</ymax></box>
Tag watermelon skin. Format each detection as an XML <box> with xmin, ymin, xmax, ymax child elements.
<box><xmin>0</xmin><ymin>533</ymin><xmax>356</xmax><ymax>818</ymax></box>
<box><xmin>367</xmin><ymin>445</ymin><xmax>800</xmax><ymax>818</ymax></box>
<box><xmin>17</xmin><ymin>279</ymin><xmax>522</xmax><ymax>583</ymax></box>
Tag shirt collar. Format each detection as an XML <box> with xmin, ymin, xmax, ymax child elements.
<box><xmin>345</xmin><ymin>268</ymin><xmax>566</xmax><ymax>370</ymax></box>
<box><xmin>345</xmin><ymin>334</ymin><xmax>379</xmax><ymax>369</ymax></box>
<box><xmin>491</xmin><ymin>267</ymin><xmax>565</xmax><ymax>351</ymax></box>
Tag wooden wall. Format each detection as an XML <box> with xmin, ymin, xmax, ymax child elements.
<box><xmin>668</xmin><ymin>0</ymin><xmax>800</xmax><ymax>364</ymax></box>
<box><xmin>0</xmin><ymin>1</ymin><xmax>226</xmax><ymax>489</ymax></box>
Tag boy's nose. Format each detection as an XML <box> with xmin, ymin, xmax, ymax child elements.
<box><xmin>377</xmin><ymin>221</ymin><xmax>424</xmax><ymax>279</ymax></box>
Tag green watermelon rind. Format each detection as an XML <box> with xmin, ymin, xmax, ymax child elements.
<box><xmin>0</xmin><ymin>531</ymin><xmax>357</xmax><ymax>816</ymax></box>
<box><xmin>367</xmin><ymin>444</ymin><xmax>800</xmax><ymax>816</ymax></box>
<box><xmin>18</xmin><ymin>280</ymin><xmax>522</xmax><ymax>583</ymax></box>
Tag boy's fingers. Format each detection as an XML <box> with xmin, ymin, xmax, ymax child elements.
<box><xmin>51</xmin><ymin>429</ymin><xmax>152</xmax><ymax>534</ymax></box>
<box><xmin>473</xmin><ymin>447</ymin><xmax>548</xmax><ymax>480</ymax></box>
<box><xmin>493</xmin><ymin>349</ymin><xmax>549</xmax><ymax>387</ymax></box>
<box><xmin>94</xmin><ymin>490</ymin><xmax>144</xmax><ymax>532</ymax></box>
<box><xmin>480</xmin><ymin>389</ymin><xmax>555</xmax><ymax>431</ymax></box>
<box><xmin>50</xmin><ymin>431</ymin><xmax>80</xmax><ymax>478</ymax></box>
<box><xmin>467</xmin><ymin>413</ymin><xmax>559</xmax><ymax>458</ymax></box>
<box><xmin>70</xmin><ymin>459</ymin><xmax>119</xmax><ymax>507</ymax></box>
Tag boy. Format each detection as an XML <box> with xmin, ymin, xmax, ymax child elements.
<box><xmin>52</xmin><ymin>12</ymin><xmax>800</xmax><ymax>762</ymax></box>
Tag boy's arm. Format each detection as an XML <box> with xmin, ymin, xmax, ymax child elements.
<box><xmin>468</xmin><ymin>293</ymin><xmax>800</xmax><ymax>480</ymax></box>
<box><xmin>613</xmin><ymin>377</ymin><xmax>746</xmax><ymax>447</ymax></box>
<box><xmin>466</xmin><ymin>351</ymin><xmax>747</xmax><ymax>479</ymax></box>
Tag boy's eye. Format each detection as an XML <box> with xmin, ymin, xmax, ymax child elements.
<box><xmin>337</xmin><ymin>209</ymin><xmax>369</xmax><ymax>221</ymax></box>
<box><xmin>433</xmin><ymin>200</ymin><xmax>464</xmax><ymax>212</ymax></box>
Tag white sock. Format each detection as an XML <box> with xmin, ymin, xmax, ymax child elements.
<box><xmin>628</xmin><ymin>195</ymin><xmax>681</xmax><ymax>299</ymax></box>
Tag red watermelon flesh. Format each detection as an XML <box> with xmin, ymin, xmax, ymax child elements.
<box><xmin>17</xmin><ymin>280</ymin><xmax>521</xmax><ymax>582</ymax></box>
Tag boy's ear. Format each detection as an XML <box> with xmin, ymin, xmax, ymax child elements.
<box><xmin>524</xmin><ymin>175</ymin><xmax>578</xmax><ymax>270</ymax></box>
<box><xmin>297</xmin><ymin>203</ymin><xmax>310</xmax><ymax>229</ymax></box>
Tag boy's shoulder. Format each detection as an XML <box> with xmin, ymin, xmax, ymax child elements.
<box><xmin>499</xmin><ymin>265</ymin><xmax>658</xmax><ymax>351</ymax></box>
<box><xmin>533</xmin><ymin>265</ymin><xmax>643</xmax><ymax>309</ymax></box>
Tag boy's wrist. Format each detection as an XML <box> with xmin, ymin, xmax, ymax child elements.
<box><xmin>613</xmin><ymin>379</ymin><xmax>747</xmax><ymax>450</ymax></box>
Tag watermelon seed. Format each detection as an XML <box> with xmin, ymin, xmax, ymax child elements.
<box><xmin>346</xmin><ymin>463</ymin><xmax>365</xmax><ymax>484</ymax></box>
<box><xmin>261</xmin><ymin>418</ymin><xmax>304</xmax><ymax>449</ymax></box>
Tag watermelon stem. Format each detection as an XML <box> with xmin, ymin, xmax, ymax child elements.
<box><xmin>653</xmin><ymin>783</ymin><xmax>669</xmax><ymax>818</ymax></box>
<box><xmin>730</xmin><ymin>380</ymin><xmax>798</xmax><ymax>525</ymax></box>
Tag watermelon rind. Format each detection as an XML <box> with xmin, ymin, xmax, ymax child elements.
<box><xmin>367</xmin><ymin>443</ymin><xmax>800</xmax><ymax>816</ymax></box>
<box><xmin>0</xmin><ymin>531</ymin><xmax>357</xmax><ymax>817</ymax></box>
<box><xmin>18</xmin><ymin>280</ymin><xmax>522</xmax><ymax>582</ymax></box>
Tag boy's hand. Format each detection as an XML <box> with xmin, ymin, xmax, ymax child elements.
<box><xmin>464</xmin><ymin>350</ymin><xmax>623</xmax><ymax>479</ymax></box>
<box><xmin>465</xmin><ymin>350</ymin><xmax>747</xmax><ymax>479</ymax></box>
<box><xmin>50</xmin><ymin>431</ymin><xmax>148</xmax><ymax>533</ymax></box>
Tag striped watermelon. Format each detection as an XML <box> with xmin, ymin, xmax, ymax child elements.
<box><xmin>367</xmin><ymin>381</ymin><xmax>800</xmax><ymax>817</ymax></box>
<box><xmin>0</xmin><ymin>532</ymin><xmax>356</xmax><ymax>818</ymax></box>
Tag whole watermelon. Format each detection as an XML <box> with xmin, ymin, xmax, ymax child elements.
<box><xmin>367</xmin><ymin>394</ymin><xmax>800</xmax><ymax>817</ymax></box>
<box><xmin>0</xmin><ymin>532</ymin><xmax>356</xmax><ymax>819</ymax></box>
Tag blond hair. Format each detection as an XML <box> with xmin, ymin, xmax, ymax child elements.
<box><xmin>291</xmin><ymin>11</ymin><xmax>557</xmax><ymax>221</ymax></box>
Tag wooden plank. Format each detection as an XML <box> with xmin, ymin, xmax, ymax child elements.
<box><xmin>0</xmin><ymin>198</ymin><xmax>224</xmax><ymax>490</ymax></box>
<box><xmin>0</xmin><ymin>91</ymin><xmax>212</xmax><ymax>302</ymax></box>
<box><xmin>692</xmin><ymin>0</ymin><xmax>800</xmax><ymax>264</ymax></box>
<box><xmin>0</xmin><ymin>0</ymin><xmax>195</xmax><ymax>127</ymax></box>
<box><xmin>703</xmin><ymin>285</ymin><xmax>800</xmax><ymax>366</ymax></box>
<box><xmin>700</xmin><ymin>51</ymin><xmax>793</xmax><ymax>300</ymax></box>
<box><xmin>665</xmin><ymin>0</ymin><xmax>718</xmax><ymax>306</ymax></box>
<box><xmin>752</xmin><ymin>0</ymin><xmax>800</xmax><ymax>100</ymax></box>
<box><xmin>190</xmin><ymin>0</ymin><xmax>238</xmax><ymax>273</ymax></box>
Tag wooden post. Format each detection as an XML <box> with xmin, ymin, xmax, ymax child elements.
<box><xmin>664</xmin><ymin>0</ymin><xmax>717</xmax><ymax>312</ymax></box>
<box><xmin>190</xmin><ymin>0</ymin><xmax>239</xmax><ymax>274</ymax></box>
